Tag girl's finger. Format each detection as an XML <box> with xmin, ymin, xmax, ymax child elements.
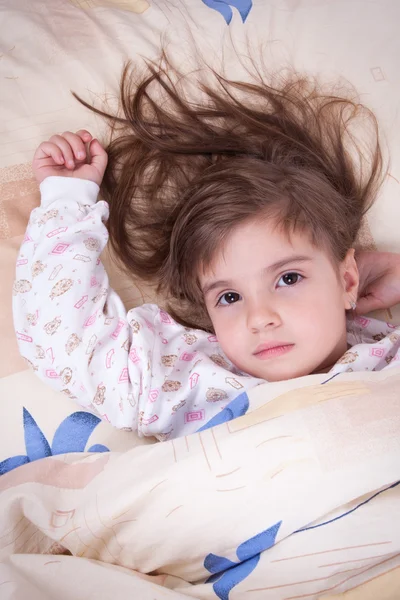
<box><xmin>75</xmin><ymin>129</ymin><xmax>93</xmax><ymax>143</ymax></box>
<box><xmin>61</xmin><ymin>131</ymin><xmax>87</xmax><ymax>161</ymax></box>
<box><xmin>48</xmin><ymin>134</ymin><xmax>76</xmax><ymax>169</ymax></box>
<box><xmin>88</xmin><ymin>138</ymin><xmax>108</xmax><ymax>173</ymax></box>
<box><xmin>34</xmin><ymin>142</ymin><xmax>65</xmax><ymax>165</ymax></box>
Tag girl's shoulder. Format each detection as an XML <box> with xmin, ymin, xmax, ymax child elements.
<box><xmin>347</xmin><ymin>314</ymin><xmax>398</xmax><ymax>346</ymax></box>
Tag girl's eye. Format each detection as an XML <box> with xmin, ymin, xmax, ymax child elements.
<box><xmin>276</xmin><ymin>272</ymin><xmax>303</xmax><ymax>287</ymax></box>
<box><xmin>217</xmin><ymin>292</ymin><xmax>242</xmax><ymax>306</ymax></box>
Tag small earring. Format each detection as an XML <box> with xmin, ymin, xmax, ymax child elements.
<box><xmin>350</xmin><ymin>300</ymin><xmax>357</xmax><ymax>311</ymax></box>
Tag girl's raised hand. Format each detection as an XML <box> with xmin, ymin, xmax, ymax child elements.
<box><xmin>32</xmin><ymin>130</ymin><xmax>108</xmax><ymax>186</ymax></box>
<box><xmin>356</xmin><ymin>250</ymin><xmax>400</xmax><ymax>315</ymax></box>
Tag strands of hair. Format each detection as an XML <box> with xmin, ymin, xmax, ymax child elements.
<box><xmin>74</xmin><ymin>54</ymin><xmax>384</xmax><ymax>328</ymax></box>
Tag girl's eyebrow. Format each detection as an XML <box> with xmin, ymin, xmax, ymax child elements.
<box><xmin>264</xmin><ymin>255</ymin><xmax>312</xmax><ymax>274</ymax></box>
<box><xmin>202</xmin><ymin>255</ymin><xmax>312</xmax><ymax>297</ymax></box>
<box><xmin>202</xmin><ymin>279</ymin><xmax>232</xmax><ymax>297</ymax></box>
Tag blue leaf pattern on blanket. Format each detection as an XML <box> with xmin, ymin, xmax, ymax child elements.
<box><xmin>204</xmin><ymin>521</ymin><xmax>282</xmax><ymax>599</ymax></box>
<box><xmin>197</xmin><ymin>391</ymin><xmax>249</xmax><ymax>432</ymax></box>
<box><xmin>51</xmin><ymin>412</ymin><xmax>105</xmax><ymax>454</ymax></box>
<box><xmin>23</xmin><ymin>407</ymin><xmax>52</xmax><ymax>461</ymax></box>
<box><xmin>0</xmin><ymin>408</ymin><xmax>108</xmax><ymax>475</ymax></box>
<box><xmin>87</xmin><ymin>443</ymin><xmax>109</xmax><ymax>453</ymax></box>
<box><xmin>201</xmin><ymin>0</ymin><xmax>253</xmax><ymax>24</ymax></box>
<box><xmin>0</xmin><ymin>455</ymin><xmax>29</xmax><ymax>473</ymax></box>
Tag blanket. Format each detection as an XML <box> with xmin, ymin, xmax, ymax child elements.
<box><xmin>1</xmin><ymin>368</ymin><xmax>400</xmax><ymax>599</ymax></box>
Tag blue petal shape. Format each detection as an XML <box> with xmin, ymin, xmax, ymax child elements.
<box><xmin>197</xmin><ymin>392</ymin><xmax>249</xmax><ymax>432</ymax></box>
<box><xmin>237</xmin><ymin>520</ymin><xmax>282</xmax><ymax>560</ymax></box>
<box><xmin>51</xmin><ymin>412</ymin><xmax>102</xmax><ymax>455</ymax></box>
<box><xmin>204</xmin><ymin>521</ymin><xmax>282</xmax><ymax>599</ymax></box>
<box><xmin>88</xmin><ymin>444</ymin><xmax>109</xmax><ymax>453</ymax></box>
<box><xmin>213</xmin><ymin>555</ymin><xmax>260</xmax><ymax>600</ymax></box>
<box><xmin>227</xmin><ymin>0</ymin><xmax>252</xmax><ymax>21</ymax></box>
<box><xmin>204</xmin><ymin>554</ymin><xmax>237</xmax><ymax>574</ymax></box>
<box><xmin>23</xmin><ymin>407</ymin><xmax>51</xmax><ymax>462</ymax></box>
<box><xmin>0</xmin><ymin>455</ymin><xmax>29</xmax><ymax>475</ymax></box>
<box><xmin>201</xmin><ymin>0</ymin><xmax>252</xmax><ymax>24</ymax></box>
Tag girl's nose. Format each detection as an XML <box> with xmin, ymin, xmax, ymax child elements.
<box><xmin>246</xmin><ymin>300</ymin><xmax>281</xmax><ymax>332</ymax></box>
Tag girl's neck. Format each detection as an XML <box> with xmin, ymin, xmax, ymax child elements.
<box><xmin>312</xmin><ymin>333</ymin><xmax>348</xmax><ymax>375</ymax></box>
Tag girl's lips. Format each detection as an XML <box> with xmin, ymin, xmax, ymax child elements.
<box><xmin>253</xmin><ymin>343</ymin><xmax>294</xmax><ymax>359</ymax></box>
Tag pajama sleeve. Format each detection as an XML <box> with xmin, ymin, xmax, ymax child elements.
<box><xmin>12</xmin><ymin>176</ymin><xmax>155</xmax><ymax>432</ymax></box>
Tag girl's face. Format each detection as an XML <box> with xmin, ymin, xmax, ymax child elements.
<box><xmin>199</xmin><ymin>219</ymin><xmax>359</xmax><ymax>382</ymax></box>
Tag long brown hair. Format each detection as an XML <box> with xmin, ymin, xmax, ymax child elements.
<box><xmin>74</xmin><ymin>57</ymin><xmax>384</xmax><ymax>328</ymax></box>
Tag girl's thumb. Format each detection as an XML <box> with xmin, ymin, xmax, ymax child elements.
<box><xmin>89</xmin><ymin>139</ymin><xmax>108</xmax><ymax>173</ymax></box>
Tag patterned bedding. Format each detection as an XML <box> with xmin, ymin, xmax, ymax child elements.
<box><xmin>0</xmin><ymin>1</ymin><xmax>399</xmax><ymax>598</ymax></box>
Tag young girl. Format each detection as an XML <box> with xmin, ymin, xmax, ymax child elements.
<box><xmin>12</xmin><ymin>62</ymin><xmax>400</xmax><ymax>440</ymax></box>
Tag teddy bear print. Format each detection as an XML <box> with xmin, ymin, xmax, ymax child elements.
<box><xmin>26</xmin><ymin>312</ymin><xmax>39</xmax><ymax>326</ymax></box>
<box><xmin>372</xmin><ymin>333</ymin><xmax>386</xmax><ymax>342</ymax></box>
<box><xmin>60</xmin><ymin>367</ymin><xmax>73</xmax><ymax>385</ymax></box>
<box><xmin>61</xmin><ymin>388</ymin><xmax>77</xmax><ymax>400</ymax></box>
<box><xmin>13</xmin><ymin>279</ymin><xmax>32</xmax><ymax>295</ymax></box>
<box><xmin>44</xmin><ymin>316</ymin><xmax>62</xmax><ymax>335</ymax></box>
<box><xmin>50</xmin><ymin>278</ymin><xmax>73</xmax><ymax>299</ymax></box>
<box><xmin>157</xmin><ymin>430</ymin><xmax>173</xmax><ymax>441</ymax></box>
<box><xmin>162</xmin><ymin>380</ymin><xmax>182</xmax><ymax>392</ymax></box>
<box><xmin>389</xmin><ymin>333</ymin><xmax>399</xmax><ymax>344</ymax></box>
<box><xmin>161</xmin><ymin>354</ymin><xmax>178</xmax><ymax>367</ymax></box>
<box><xmin>337</xmin><ymin>350</ymin><xmax>359</xmax><ymax>364</ymax></box>
<box><xmin>92</xmin><ymin>289</ymin><xmax>107</xmax><ymax>303</ymax></box>
<box><xmin>31</xmin><ymin>260</ymin><xmax>46</xmax><ymax>278</ymax></box>
<box><xmin>93</xmin><ymin>384</ymin><xmax>106</xmax><ymax>405</ymax></box>
<box><xmin>66</xmin><ymin>333</ymin><xmax>81</xmax><ymax>355</ymax></box>
<box><xmin>172</xmin><ymin>399</ymin><xmax>186</xmax><ymax>413</ymax></box>
<box><xmin>206</xmin><ymin>387</ymin><xmax>228</xmax><ymax>402</ymax></box>
<box><xmin>129</xmin><ymin>319</ymin><xmax>141</xmax><ymax>334</ymax></box>
<box><xmin>183</xmin><ymin>333</ymin><xmax>197</xmax><ymax>345</ymax></box>
<box><xmin>35</xmin><ymin>345</ymin><xmax>46</xmax><ymax>359</ymax></box>
<box><xmin>37</xmin><ymin>209</ymin><xmax>58</xmax><ymax>225</ymax></box>
<box><xmin>210</xmin><ymin>354</ymin><xmax>230</xmax><ymax>369</ymax></box>
<box><xmin>84</xmin><ymin>237</ymin><xmax>101</xmax><ymax>252</ymax></box>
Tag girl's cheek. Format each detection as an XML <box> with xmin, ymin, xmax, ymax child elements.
<box><xmin>213</xmin><ymin>315</ymin><xmax>231</xmax><ymax>336</ymax></box>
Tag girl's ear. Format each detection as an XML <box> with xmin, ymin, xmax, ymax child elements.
<box><xmin>341</xmin><ymin>248</ymin><xmax>359</xmax><ymax>309</ymax></box>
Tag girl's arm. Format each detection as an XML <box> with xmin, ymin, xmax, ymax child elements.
<box><xmin>12</xmin><ymin>175</ymin><xmax>152</xmax><ymax>431</ymax></box>
<box><xmin>12</xmin><ymin>132</ymin><xmax>153</xmax><ymax>432</ymax></box>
